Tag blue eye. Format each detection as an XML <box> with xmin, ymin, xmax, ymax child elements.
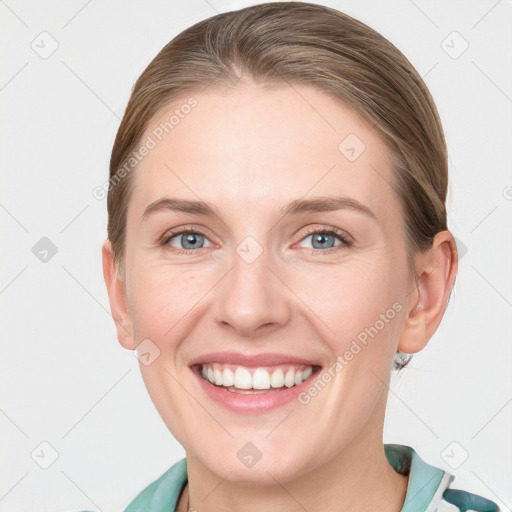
<box><xmin>298</xmin><ymin>227</ymin><xmax>351</xmax><ymax>252</ymax></box>
<box><xmin>164</xmin><ymin>230</ymin><xmax>213</xmax><ymax>251</ymax></box>
<box><xmin>161</xmin><ymin>226</ymin><xmax>351</xmax><ymax>255</ymax></box>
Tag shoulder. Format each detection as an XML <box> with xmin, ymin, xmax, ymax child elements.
<box><xmin>123</xmin><ymin>458</ymin><xmax>188</xmax><ymax>512</ymax></box>
<box><xmin>384</xmin><ymin>444</ymin><xmax>501</xmax><ymax>512</ymax></box>
<box><xmin>437</xmin><ymin>487</ymin><xmax>500</xmax><ymax>511</ymax></box>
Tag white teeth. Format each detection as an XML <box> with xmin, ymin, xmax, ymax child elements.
<box><xmin>201</xmin><ymin>363</ymin><xmax>314</xmax><ymax>391</ymax></box>
<box><xmin>222</xmin><ymin>368</ymin><xmax>235</xmax><ymax>387</ymax></box>
<box><xmin>284</xmin><ymin>369</ymin><xmax>295</xmax><ymax>387</ymax></box>
<box><xmin>252</xmin><ymin>368</ymin><xmax>271</xmax><ymax>389</ymax></box>
<box><xmin>270</xmin><ymin>368</ymin><xmax>285</xmax><ymax>388</ymax></box>
<box><xmin>234</xmin><ymin>367</ymin><xmax>252</xmax><ymax>389</ymax></box>
<box><xmin>302</xmin><ymin>366</ymin><xmax>313</xmax><ymax>380</ymax></box>
<box><xmin>213</xmin><ymin>367</ymin><xmax>223</xmax><ymax>385</ymax></box>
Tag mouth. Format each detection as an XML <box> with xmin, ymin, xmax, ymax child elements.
<box><xmin>192</xmin><ymin>362</ymin><xmax>321</xmax><ymax>394</ymax></box>
<box><xmin>188</xmin><ymin>352</ymin><xmax>323</xmax><ymax>413</ymax></box>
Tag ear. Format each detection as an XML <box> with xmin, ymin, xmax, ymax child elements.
<box><xmin>102</xmin><ymin>240</ymin><xmax>136</xmax><ymax>350</ymax></box>
<box><xmin>397</xmin><ymin>230</ymin><xmax>458</xmax><ymax>354</ymax></box>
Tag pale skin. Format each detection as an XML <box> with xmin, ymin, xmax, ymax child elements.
<box><xmin>102</xmin><ymin>80</ymin><xmax>457</xmax><ymax>512</ymax></box>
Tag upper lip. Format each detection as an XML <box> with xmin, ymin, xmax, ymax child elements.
<box><xmin>189</xmin><ymin>352</ymin><xmax>321</xmax><ymax>368</ymax></box>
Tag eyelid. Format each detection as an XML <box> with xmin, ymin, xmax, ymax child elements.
<box><xmin>160</xmin><ymin>224</ymin><xmax>353</xmax><ymax>252</ymax></box>
<box><xmin>160</xmin><ymin>225</ymin><xmax>215</xmax><ymax>247</ymax></box>
<box><xmin>294</xmin><ymin>225</ymin><xmax>353</xmax><ymax>246</ymax></box>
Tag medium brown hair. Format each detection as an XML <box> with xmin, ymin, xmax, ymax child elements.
<box><xmin>107</xmin><ymin>1</ymin><xmax>450</xmax><ymax>369</ymax></box>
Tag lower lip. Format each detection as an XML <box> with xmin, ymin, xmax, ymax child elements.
<box><xmin>191</xmin><ymin>366</ymin><xmax>321</xmax><ymax>414</ymax></box>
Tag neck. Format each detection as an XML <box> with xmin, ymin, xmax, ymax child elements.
<box><xmin>178</xmin><ymin>402</ymin><xmax>408</xmax><ymax>512</ymax></box>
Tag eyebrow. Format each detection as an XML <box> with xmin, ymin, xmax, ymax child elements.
<box><xmin>141</xmin><ymin>196</ymin><xmax>376</xmax><ymax>223</ymax></box>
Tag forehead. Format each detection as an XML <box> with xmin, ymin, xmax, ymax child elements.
<box><xmin>127</xmin><ymin>82</ymin><xmax>401</xmax><ymax>224</ymax></box>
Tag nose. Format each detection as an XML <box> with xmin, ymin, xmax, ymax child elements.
<box><xmin>212</xmin><ymin>245</ymin><xmax>292</xmax><ymax>338</ymax></box>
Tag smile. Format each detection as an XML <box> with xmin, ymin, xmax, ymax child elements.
<box><xmin>198</xmin><ymin>363</ymin><xmax>315</xmax><ymax>393</ymax></box>
<box><xmin>188</xmin><ymin>352</ymin><xmax>323</xmax><ymax>413</ymax></box>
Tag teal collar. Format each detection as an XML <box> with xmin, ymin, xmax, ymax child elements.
<box><xmin>385</xmin><ymin>444</ymin><xmax>452</xmax><ymax>511</ymax></box>
<box><xmin>124</xmin><ymin>443</ymin><xmax>452</xmax><ymax>511</ymax></box>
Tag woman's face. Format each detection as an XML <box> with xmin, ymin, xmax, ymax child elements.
<box><xmin>118</xmin><ymin>81</ymin><xmax>416</xmax><ymax>482</ymax></box>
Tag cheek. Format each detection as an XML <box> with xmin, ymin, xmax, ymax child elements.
<box><xmin>291</xmin><ymin>265</ymin><xmax>406</xmax><ymax>405</ymax></box>
<box><xmin>294</xmin><ymin>256</ymin><xmax>404</xmax><ymax>350</ymax></box>
<box><xmin>126</xmin><ymin>253</ymin><xmax>207</xmax><ymax>344</ymax></box>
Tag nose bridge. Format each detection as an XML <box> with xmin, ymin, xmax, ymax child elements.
<box><xmin>213</xmin><ymin>235</ymin><xmax>290</xmax><ymax>336</ymax></box>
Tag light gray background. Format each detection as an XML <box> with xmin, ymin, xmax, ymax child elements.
<box><xmin>1</xmin><ymin>1</ymin><xmax>511</xmax><ymax>511</ymax></box>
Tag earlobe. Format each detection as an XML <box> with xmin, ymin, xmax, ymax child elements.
<box><xmin>397</xmin><ymin>231</ymin><xmax>458</xmax><ymax>354</ymax></box>
<box><xmin>101</xmin><ymin>240</ymin><xmax>136</xmax><ymax>350</ymax></box>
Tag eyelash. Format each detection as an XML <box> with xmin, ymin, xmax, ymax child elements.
<box><xmin>160</xmin><ymin>225</ymin><xmax>352</xmax><ymax>255</ymax></box>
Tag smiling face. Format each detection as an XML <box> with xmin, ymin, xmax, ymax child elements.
<box><xmin>111</xmin><ymin>80</ymin><xmax>419</xmax><ymax>482</ymax></box>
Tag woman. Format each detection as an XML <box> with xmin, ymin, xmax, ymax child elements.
<box><xmin>101</xmin><ymin>2</ymin><xmax>500</xmax><ymax>511</ymax></box>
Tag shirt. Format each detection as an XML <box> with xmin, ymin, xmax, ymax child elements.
<box><xmin>120</xmin><ymin>444</ymin><xmax>500</xmax><ymax>512</ymax></box>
